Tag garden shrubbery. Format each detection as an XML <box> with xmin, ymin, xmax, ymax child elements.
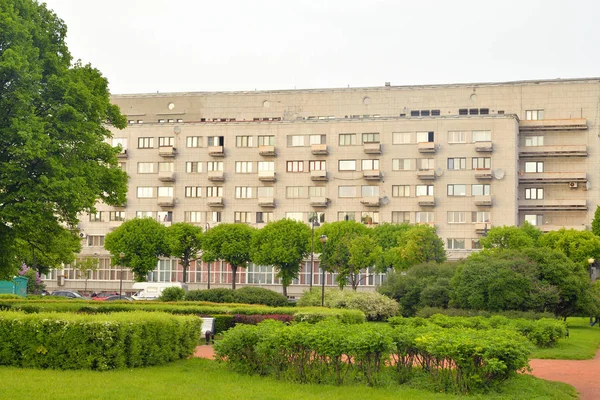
<box><xmin>298</xmin><ymin>289</ymin><xmax>398</xmax><ymax>321</ymax></box>
<box><xmin>184</xmin><ymin>287</ymin><xmax>288</xmax><ymax>307</ymax></box>
<box><xmin>0</xmin><ymin>311</ymin><xmax>200</xmax><ymax>370</ymax></box>
<box><xmin>159</xmin><ymin>286</ymin><xmax>186</xmax><ymax>302</ymax></box>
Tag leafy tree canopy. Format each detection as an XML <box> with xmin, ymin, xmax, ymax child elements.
<box><xmin>479</xmin><ymin>223</ymin><xmax>540</xmax><ymax>251</ymax></box>
<box><xmin>314</xmin><ymin>220</ymin><xmax>370</xmax><ymax>275</ymax></box>
<box><xmin>537</xmin><ymin>228</ymin><xmax>600</xmax><ymax>265</ymax></box>
<box><xmin>386</xmin><ymin>224</ymin><xmax>446</xmax><ymax>270</ymax></box>
<box><xmin>345</xmin><ymin>235</ymin><xmax>383</xmax><ymax>290</ymax></box>
<box><xmin>167</xmin><ymin>223</ymin><xmax>203</xmax><ymax>284</ymax></box>
<box><xmin>592</xmin><ymin>206</ymin><xmax>600</xmax><ymax>237</ymax></box>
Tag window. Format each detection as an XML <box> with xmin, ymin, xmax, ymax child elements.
<box><xmin>447</xmin><ymin>184</ymin><xmax>467</xmax><ymax>196</ymax></box>
<box><xmin>447</xmin><ymin>157</ymin><xmax>466</xmax><ymax>170</ymax></box>
<box><xmin>207</xmin><ymin>136</ymin><xmax>224</xmax><ymax>146</ymax></box>
<box><xmin>338</xmin><ymin>186</ymin><xmax>358</xmax><ymax>198</ymax></box>
<box><xmin>157</xmin><ymin>211</ymin><xmax>172</xmax><ymax>222</ymax></box>
<box><xmin>137</xmin><ymin>120</ymin><xmax>143</xmax><ymax>124</ymax></box>
<box><xmin>392</xmin><ymin>185</ymin><xmax>410</xmax><ymax>197</ymax></box>
<box><xmin>309</xmin><ymin>134</ymin><xmax>326</xmax><ymax>145</ymax></box>
<box><xmin>137</xmin><ymin>162</ymin><xmax>155</xmax><ymax>174</ymax></box>
<box><xmin>157</xmin><ymin>187</ymin><xmax>173</xmax><ymax>197</ymax></box>
<box><xmin>159</xmin><ymin>137</ymin><xmax>174</xmax><ymax>147</ymax></box>
<box><xmin>472</xmin><ymin>157</ymin><xmax>491</xmax><ymax>169</ymax></box>
<box><xmin>458</xmin><ymin>109</ymin><xmax>468</xmax><ymax>115</ymax></box>
<box><xmin>286</xmin><ymin>161</ymin><xmax>304</xmax><ymax>172</ymax></box>
<box><xmin>309</xmin><ymin>160</ymin><xmax>326</xmax><ymax>171</ymax></box>
<box><xmin>525</xmin><ymin>136</ymin><xmax>544</xmax><ymax>146</ymax></box>
<box><xmin>308</xmin><ymin>212</ymin><xmax>326</xmax><ymax>224</ymax></box>
<box><xmin>287</xmin><ymin>135</ymin><xmax>306</xmax><ymax>147</ymax></box>
<box><xmin>109</xmin><ymin>211</ymin><xmax>126</xmax><ymax>222</ymax></box>
<box><xmin>186</xmin><ymin>211</ymin><xmax>203</xmax><ymax>223</ymax></box>
<box><xmin>339</xmin><ymin>133</ymin><xmax>357</xmax><ymax>146</ymax></box>
<box><xmin>472</xmin><ymin>130</ymin><xmax>491</xmax><ymax>142</ymax></box>
<box><xmin>177</xmin><ymin>119</ymin><xmax>183</xmax><ymax>123</ymax></box>
<box><xmin>472</xmin><ymin>184</ymin><xmax>490</xmax><ymax>196</ymax></box>
<box><xmin>469</xmin><ymin>108</ymin><xmax>478</xmax><ymax>115</ymax></box>
<box><xmin>234</xmin><ymin>212</ymin><xmax>252</xmax><ymax>223</ymax></box>
<box><xmin>257</xmin><ymin>187</ymin><xmax>274</xmax><ymax>198</ymax></box>
<box><xmin>361</xmin><ymin>185</ymin><xmax>379</xmax><ymax>197</ymax></box>
<box><xmin>416</xmin><ymin>185</ymin><xmax>434</xmax><ymax>196</ymax></box>
<box><xmin>361</xmin><ymin>159</ymin><xmax>380</xmax><ymax>170</ymax></box>
<box><xmin>392</xmin><ymin>211</ymin><xmax>410</xmax><ymax>223</ymax></box>
<box><xmin>138</xmin><ymin>137</ymin><xmax>154</xmax><ymax>148</ymax></box>
<box><xmin>256</xmin><ymin>212</ymin><xmax>273</xmax><ymax>223</ymax></box>
<box><xmin>362</xmin><ymin>132</ymin><xmax>380</xmax><ymax>143</ymax></box>
<box><xmin>258</xmin><ymin>161</ymin><xmax>274</xmax><ymax>171</ymax></box>
<box><xmin>286</xmin><ymin>186</ymin><xmax>308</xmax><ymax>198</ymax></box>
<box><xmin>185</xmin><ymin>186</ymin><xmax>202</xmax><ymax>198</ymax></box>
<box><xmin>207</xmin><ymin>161</ymin><xmax>223</xmax><ymax>171</ymax></box>
<box><xmin>118</xmin><ymin>162</ymin><xmax>126</xmax><ymax>171</ymax></box>
<box><xmin>258</xmin><ymin>135</ymin><xmax>275</xmax><ymax>146</ymax></box>
<box><xmin>472</xmin><ymin>239</ymin><xmax>482</xmax><ymax>249</ymax></box>
<box><xmin>392</xmin><ymin>158</ymin><xmax>413</xmax><ymax>171</ymax></box>
<box><xmin>525</xmin><ymin>214</ymin><xmax>543</xmax><ymax>226</ymax></box>
<box><xmin>417</xmin><ymin>158</ymin><xmax>434</xmax><ymax>170</ymax></box>
<box><xmin>137</xmin><ymin>187</ymin><xmax>154</xmax><ymax>198</ymax></box>
<box><xmin>158</xmin><ymin>119</ymin><xmax>165</xmax><ymax>123</ymax></box>
<box><xmin>207</xmin><ymin>186</ymin><xmax>223</xmax><ymax>197</ymax></box>
<box><xmin>89</xmin><ymin>212</ymin><xmax>103</xmax><ymax>222</ymax></box>
<box><xmin>415</xmin><ymin>211</ymin><xmax>434</xmax><ymax>223</ymax></box>
<box><xmin>235</xmin><ymin>187</ymin><xmax>254</xmax><ymax>199</ymax></box>
<box><xmin>361</xmin><ymin>211</ymin><xmax>379</xmax><ymax>225</ymax></box>
<box><xmin>158</xmin><ymin>162</ymin><xmax>173</xmax><ymax>172</ymax></box>
<box><xmin>447</xmin><ymin>238</ymin><xmax>465</xmax><ymax>250</ymax></box>
<box><xmin>209</xmin><ymin>211</ymin><xmax>222</xmax><ymax>223</ymax></box>
<box><xmin>525</xmin><ymin>188</ymin><xmax>544</xmax><ymax>200</ymax></box>
<box><xmin>392</xmin><ymin>132</ymin><xmax>412</xmax><ymax>144</ymax></box>
<box><xmin>447</xmin><ymin>211</ymin><xmax>466</xmax><ymax>224</ymax></box>
<box><xmin>309</xmin><ymin>186</ymin><xmax>325</xmax><ymax>197</ymax></box>
<box><xmin>285</xmin><ymin>212</ymin><xmax>304</xmax><ymax>222</ymax></box>
<box><xmin>472</xmin><ymin>211</ymin><xmax>490</xmax><ymax>223</ymax></box>
<box><xmin>87</xmin><ymin>235</ymin><xmax>104</xmax><ymax>247</ymax></box>
<box><xmin>338</xmin><ymin>212</ymin><xmax>356</xmax><ymax>221</ymax></box>
<box><xmin>186</xmin><ymin>162</ymin><xmax>202</xmax><ymax>173</ymax></box>
<box><xmin>416</xmin><ymin>131</ymin><xmax>434</xmax><ymax>143</ymax></box>
<box><xmin>112</xmin><ymin>138</ymin><xmax>127</xmax><ymax>151</ymax></box>
<box><xmin>236</xmin><ymin>136</ymin><xmax>254</xmax><ymax>147</ymax></box>
<box><xmin>338</xmin><ymin>160</ymin><xmax>357</xmax><ymax>171</ymax></box>
<box><xmin>136</xmin><ymin>211</ymin><xmax>153</xmax><ymax>219</ymax></box>
<box><xmin>448</xmin><ymin>131</ymin><xmax>466</xmax><ymax>143</ymax></box>
<box><xmin>525</xmin><ymin>161</ymin><xmax>544</xmax><ymax>173</ymax></box>
<box><xmin>526</xmin><ymin>110</ymin><xmax>544</xmax><ymax>120</ymax></box>
<box><xmin>235</xmin><ymin>161</ymin><xmax>254</xmax><ymax>173</ymax></box>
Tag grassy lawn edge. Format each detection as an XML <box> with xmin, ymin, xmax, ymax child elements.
<box><xmin>530</xmin><ymin>317</ymin><xmax>600</xmax><ymax>360</ymax></box>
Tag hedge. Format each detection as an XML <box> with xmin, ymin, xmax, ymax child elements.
<box><xmin>298</xmin><ymin>289</ymin><xmax>399</xmax><ymax>321</ymax></box>
<box><xmin>184</xmin><ymin>287</ymin><xmax>288</xmax><ymax>307</ymax></box>
<box><xmin>0</xmin><ymin>311</ymin><xmax>201</xmax><ymax>370</ymax></box>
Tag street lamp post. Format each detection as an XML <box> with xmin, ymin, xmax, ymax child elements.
<box><xmin>205</xmin><ymin>223</ymin><xmax>211</xmax><ymax>289</ymax></box>
<box><xmin>310</xmin><ymin>218</ymin><xmax>320</xmax><ymax>289</ymax></box>
<box><xmin>119</xmin><ymin>252</ymin><xmax>125</xmax><ymax>298</ymax></box>
<box><xmin>319</xmin><ymin>235</ymin><xmax>328</xmax><ymax>307</ymax></box>
<box><xmin>588</xmin><ymin>258</ymin><xmax>595</xmax><ymax>282</ymax></box>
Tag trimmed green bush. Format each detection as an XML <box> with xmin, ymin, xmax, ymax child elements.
<box><xmin>184</xmin><ymin>287</ymin><xmax>288</xmax><ymax>307</ymax></box>
<box><xmin>298</xmin><ymin>289</ymin><xmax>399</xmax><ymax>321</ymax></box>
<box><xmin>159</xmin><ymin>286</ymin><xmax>186</xmax><ymax>302</ymax></box>
<box><xmin>416</xmin><ymin>306</ymin><xmax>554</xmax><ymax>320</ymax></box>
<box><xmin>0</xmin><ymin>311</ymin><xmax>201</xmax><ymax>370</ymax></box>
<box><xmin>0</xmin><ymin>294</ymin><xmax>22</xmax><ymax>300</ymax></box>
<box><xmin>293</xmin><ymin>309</ymin><xmax>366</xmax><ymax>324</ymax></box>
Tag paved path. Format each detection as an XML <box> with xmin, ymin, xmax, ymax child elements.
<box><xmin>194</xmin><ymin>345</ymin><xmax>216</xmax><ymax>359</ymax></box>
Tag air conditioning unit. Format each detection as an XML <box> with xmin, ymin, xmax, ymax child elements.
<box><xmin>569</xmin><ymin>182</ymin><xmax>578</xmax><ymax>188</ymax></box>
<box><xmin>78</xmin><ymin>232</ymin><xmax>87</xmax><ymax>239</ymax></box>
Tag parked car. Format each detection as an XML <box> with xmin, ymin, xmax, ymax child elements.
<box><xmin>91</xmin><ymin>292</ymin><xmax>117</xmax><ymax>301</ymax></box>
<box><xmin>50</xmin><ymin>290</ymin><xmax>84</xmax><ymax>299</ymax></box>
<box><xmin>104</xmin><ymin>295</ymin><xmax>133</xmax><ymax>302</ymax></box>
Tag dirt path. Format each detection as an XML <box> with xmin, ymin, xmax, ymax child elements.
<box><xmin>194</xmin><ymin>345</ymin><xmax>216</xmax><ymax>359</ymax></box>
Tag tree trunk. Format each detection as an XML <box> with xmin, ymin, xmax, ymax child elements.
<box><xmin>282</xmin><ymin>284</ymin><xmax>288</xmax><ymax>297</ymax></box>
<box><xmin>231</xmin><ymin>265</ymin><xmax>237</xmax><ymax>290</ymax></box>
<box><xmin>182</xmin><ymin>261</ymin><xmax>188</xmax><ymax>284</ymax></box>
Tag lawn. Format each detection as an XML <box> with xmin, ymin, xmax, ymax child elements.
<box><xmin>0</xmin><ymin>358</ymin><xmax>576</xmax><ymax>400</ymax></box>
<box><xmin>530</xmin><ymin>317</ymin><xmax>600</xmax><ymax>360</ymax></box>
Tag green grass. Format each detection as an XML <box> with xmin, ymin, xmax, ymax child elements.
<box><xmin>0</xmin><ymin>358</ymin><xmax>576</xmax><ymax>400</ymax></box>
<box><xmin>530</xmin><ymin>317</ymin><xmax>600</xmax><ymax>360</ymax></box>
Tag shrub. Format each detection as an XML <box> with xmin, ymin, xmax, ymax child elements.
<box><xmin>185</xmin><ymin>287</ymin><xmax>287</xmax><ymax>307</ymax></box>
<box><xmin>185</xmin><ymin>288</ymin><xmax>237</xmax><ymax>303</ymax></box>
<box><xmin>416</xmin><ymin>307</ymin><xmax>554</xmax><ymax>320</ymax></box>
<box><xmin>0</xmin><ymin>294</ymin><xmax>22</xmax><ymax>300</ymax></box>
<box><xmin>298</xmin><ymin>289</ymin><xmax>398</xmax><ymax>321</ymax></box>
<box><xmin>232</xmin><ymin>314</ymin><xmax>294</xmax><ymax>325</ymax></box>
<box><xmin>159</xmin><ymin>287</ymin><xmax>185</xmax><ymax>302</ymax></box>
<box><xmin>293</xmin><ymin>309</ymin><xmax>366</xmax><ymax>324</ymax></box>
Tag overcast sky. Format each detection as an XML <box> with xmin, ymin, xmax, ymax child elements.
<box><xmin>42</xmin><ymin>0</ymin><xmax>600</xmax><ymax>94</ymax></box>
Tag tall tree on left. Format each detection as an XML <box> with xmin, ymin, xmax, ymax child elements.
<box><xmin>0</xmin><ymin>1</ymin><xmax>128</xmax><ymax>278</ymax></box>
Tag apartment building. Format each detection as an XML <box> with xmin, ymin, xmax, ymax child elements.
<box><xmin>43</xmin><ymin>78</ymin><xmax>600</xmax><ymax>296</ymax></box>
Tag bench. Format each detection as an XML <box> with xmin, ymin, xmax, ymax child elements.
<box><xmin>201</xmin><ymin>317</ymin><xmax>215</xmax><ymax>345</ymax></box>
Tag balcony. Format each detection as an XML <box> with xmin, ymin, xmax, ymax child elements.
<box><xmin>158</xmin><ymin>171</ymin><xmax>175</xmax><ymax>182</ymax></box>
<box><xmin>540</xmin><ymin>224</ymin><xmax>587</xmax><ymax>233</ymax></box>
<box><xmin>417</xmin><ymin>169</ymin><xmax>436</xmax><ymax>180</ymax></box>
<box><xmin>207</xmin><ymin>197</ymin><xmax>224</xmax><ymax>207</ymax></box>
<box><xmin>519</xmin><ymin>199</ymin><xmax>587</xmax><ymax>211</ymax></box>
<box><xmin>519</xmin><ymin>145</ymin><xmax>587</xmax><ymax>157</ymax></box>
<box><xmin>363</xmin><ymin>170</ymin><xmax>381</xmax><ymax>180</ymax></box>
<box><xmin>363</xmin><ymin>143</ymin><xmax>382</xmax><ymax>154</ymax></box>
<box><xmin>474</xmin><ymin>169</ymin><xmax>493</xmax><ymax>180</ymax></box>
<box><xmin>116</xmin><ymin>149</ymin><xmax>128</xmax><ymax>159</ymax></box>
<box><xmin>208</xmin><ymin>146</ymin><xmax>225</xmax><ymax>157</ymax></box>
<box><xmin>519</xmin><ymin>118</ymin><xmax>587</xmax><ymax>132</ymax></box>
<box><xmin>417</xmin><ymin>196</ymin><xmax>435</xmax><ymax>206</ymax></box>
<box><xmin>258</xmin><ymin>145</ymin><xmax>276</xmax><ymax>156</ymax></box>
<box><xmin>311</xmin><ymin>144</ymin><xmax>328</xmax><ymax>155</ymax></box>
<box><xmin>474</xmin><ymin>196</ymin><xmax>493</xmax><ymax>206</ymax></box>
<box><xmin>158</xmin><ymin>146</ymin><xmax>176</xmax><ymax>157</ymax></box>
<box><xmin>258</xmin><ymin>171</ymin><xmax>276</xmax><ymax>182</ymax></box>
<box><xmin>418</xmin><ymin>142</ymin><xmax>436</xmax><ymax>153</ymax></box>
<box><xmin>475</xmin><ymin>223</ymin><xmax>492</xmax><ymax>234</ymax></box>
<box><xmin>475</xmin><ymin>141</ymin><xmax>493</xmax><ymax>152</ymax></box>
<box><xmin>360</xmin><ymin>196</ymin><xmax>380</xmax><ymax>207</ymax></box>
<box><xmin>310</xmin><ymin>196</ymin><xmax>329</xmax><ymax>207</ymax></box>
<box><xmin>258</xmin><ymin>197</ymin><xmax>275</xmax><ymax>207</ymax></box>
<box><xmin>160</xmin><ymin>220</ymin><xmax>172</xmax><ymax>227</ymax></box>
<box><xmin>310</xmin><ymin>170</ymin><xmax>328</xmax><ymax>181</ymax></box>
<box><xmin>519</xmin><ymin>172</ymin><xmax>587</xmax><ymax>184</ymax></box>
<box><xmin>157</xmin><ymin>196</ymin><xmax>175</xmax><ymax>207</ymax></box>
<box><xmin>208</xmin><ymin>170</ymin><xmax>225</xmax><ymax>182</ymax></box>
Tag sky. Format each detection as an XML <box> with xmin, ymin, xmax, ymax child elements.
<box><xmin>42</xmin><ymin>0</ymin><xmax>600</xmax><ymax>95</ymax></box>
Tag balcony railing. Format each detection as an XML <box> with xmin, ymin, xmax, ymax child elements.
<box><xmin>207</xmin><ymin>197</ymin><xmax>224</xmax><ymax>207</ymax></box>
<box><xmin>311</xmin><ymin>144</ymin><xmax>328</xmax><ymax>155</ymax></box>
<box><xmin>417</xmin><ymin>196</ymin><xmax>435</xmax><ymax>206</ymax></box>
<box><xmin>363</xmin><ymin>170</ymin><xmax>381</xmax><ymax>180</ymax></box>
<box><xmin>519</xmin><ymin>118</ymin><xmax>587</xmax><ymax>131</ymax></box>
<box><xmin>360</xmin><ymin>196</ymin><xmax>380</xmax><ymax>207</ymax></box>
<box><xmin>474</xmin><ymin>141</ymin><xmax>493</xmax><ymax>152</ymax></box>
<box><xmin>258</xmin><ymin>171</ymin><xmax>276</xmax><ymax>182</ymax></box>
<box><xmin>417</xmin><ymin>169</ymin><xmax>435</xmax><ymax>180</ymax></box>
<box><xmin>158</xmin><ymin>171</ymin><xmax>175</xmax><ymax>182</ymax></box>
<box><xmin>208</xmin><ymin>146</ymin><xmax>225</xmax><ymax>157</ymax></box>
<box><xmin>207</xmin><ymin>170</ymin><xmax>225</xmax><ymax>182</ymax></box>
<box><xmin>519</xmin><ymin>145</ymin><xmax>587</xmax><ymax>157</ymax></box>
<box><xmin>158</xmin><ymin>146</ymin><xmax>176</xmax><ymax>157</ymax></box>
<box><xmin>519</xmin><ymin>199</ymin><xmax>587</xmax><ymax>211</ymax></box>
<box><xmin>157</xmin><ymin>196</ymin><xmax>175</xmax><ymax>207</ymax></box>
<box><xmin>519</xmin><ymin>172</ymin><xmax>587</xmax><ymax>184</ymax></box>
<box><xmin>258</xmin><ymin>145</ymin><xmax>276</xmax><ymax>156</ymax></box>
<box><xmin>363</xmin><ymin>143</ymin><xmax>382</xmax><ymax>154</ymax></box>
<box><xmin>309</xmin><ymin>196</ymin><xmax>329</xmax><ymax>207</ymax></box>
<box><xmin>418</xmin><ymin>142</ymin><xmax>436</xmax><ymax>153</ymax></box>
<box><xmin>258</xmin><ymin>197</ymin><xmax>275</xmax><ymax>207</ymax></box>
<box><xmin>310</xmin><ymin>170</ymin><xmax>328</xmax><ymax>181</ymax></box>
<box><xmin>474</xmin><ymin>195</ymin><xmax>493</xmax><ymax>206</ymax></box>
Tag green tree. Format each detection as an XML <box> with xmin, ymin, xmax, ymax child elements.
<box><xmin>104</xmin><ymin>218</ymin><xmax>170</xmax><ymax>282</ymax></box>
<box><xmin>592</xmin><ymin>206</ymin><xmax>600</xmax><ymax>237</ymax></box>
<box><xmin>202</xmin><ymin>223</ymin><xmax>254</xmax><ymax>290</ymax></box>
<box><xmin>15</xmin><ymin>228</ymin><xmax>81</xmax><ymax>275</ymax></box>
<box><xmin>537</xmin><ymin>228</ymin><xmax>600</xmax><ymax>265</ymax></box>
<box><xmin>251</xmin><ymin>219</ymin><xmax>310</xmax><ymax>296</ymax></box>
<box><xmin>71</xmin><ymin>257</ymin><xmax>99</xmax><ymax>295</ymax></box>
<box><xmin>480</xmin><ymin>223</ymin><xmax>539</xmax><ymax>250</ymax></box>
<box><xmin>345</xmin><ymin>235</ymin><xmax>383</xmax><ymax>290</ymax></box>
<box><xmin>167</xmin><ymin>223</ymin><xmax>203</xmax><ymax>284</ymax></box>
<box><xmin>0</xmin><ymin>1</ymin><xmax>127</xmax><ymax>278</ymax></box>
<box><xmin>386</xmin><ymin>225</ymin><xmax>446</xmax><ymax>270</ymax></box>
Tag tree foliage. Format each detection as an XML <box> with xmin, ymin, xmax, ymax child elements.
<box><xmin>385</xmin><ymin>224</ymin><xmax>446</xmax><ymax>270</ymax></box>
<box><xmin>104</xmin><ymin>218</ymin><xmax>170</xmax><ymax>282</ymax></box>
<box><xmin>345</xmin><ymin>235</ymin><xmax>383</xmax><ymax>290</ymax></box>
<box><xmin>592</xmin><ymin>206</ymin><xmax>600</xmax><ymax>237</ymax></box>
<box><xmin>166</xmin><ymin>223</ymin><xmax>203</xmax><ymax>284</ymax></box>
<box><xmin>202</xmin><ymin>223</ymin><xmax>254</xmax><ymax>290</ymax></box>
<box><xmin>0</xmin><ymin>1</ymin><xmax>127</xmax><ymax>278</ymax></box>
<box><xmin>251</xmin><ymin>219</ymin><xmax>310</xmax><ymax>296</ymax></box>
<box><xmin>480</xmin><ymin>223</ymin><xmax>540</xmax><ymax>250</ymax></box>
<box><xmin>537</xmin><ymin>228</ymin><xmax>600</xmax><ymax>265</ymax></box>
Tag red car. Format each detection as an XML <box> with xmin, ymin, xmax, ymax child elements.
<box><xmin>92</xmin><ymin>293</ymin><xmax>118</xmax><ymax>301</ymax></box>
